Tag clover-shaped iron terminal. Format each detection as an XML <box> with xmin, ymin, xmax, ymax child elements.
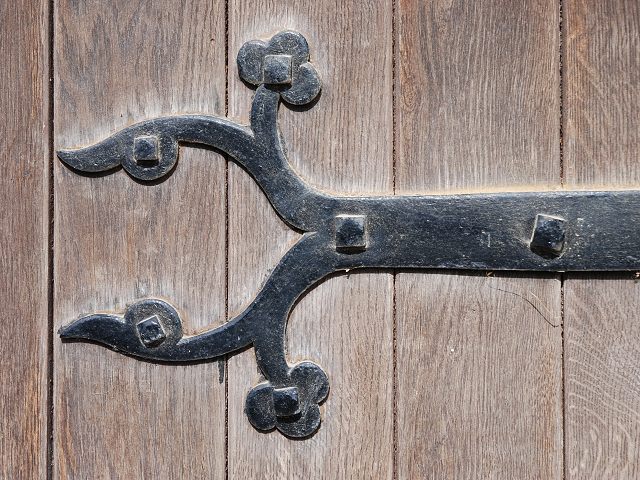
<box><xmin>237</xmin><ymin>30</ymin><xmax>321</xmax><ymax>105</ymax></box>
<box><xmin>245</xmin><ymin>361</ymin><xmax>329</xmax><ymax>438</ymax></box>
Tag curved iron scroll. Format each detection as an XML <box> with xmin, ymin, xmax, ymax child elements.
<box><xmin>59</xmin><ymin>30</ymin><xmax>640</xmax><ymax>438</ymax></box>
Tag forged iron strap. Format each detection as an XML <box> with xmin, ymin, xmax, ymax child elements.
<box><xmin>59</xmin><ymin>30</ymin><xmax>640</xmax><ymax>439</ymax></box>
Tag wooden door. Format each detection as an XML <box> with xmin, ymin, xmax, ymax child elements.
<box><xmin>3</xmin><ymin>0</ymin><xmax>640</xmax><ymax>478</ymax></box>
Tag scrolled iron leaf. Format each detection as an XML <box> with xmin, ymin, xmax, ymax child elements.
<box><xmin>57</xmin><ymin>127</ymin><xmax>179</xmax><ymax>181</ymax></box>
<box><xmin>57</xmin><ymin>134</ymin><xmax>125</xmax><ymax>173</ymax></box>
<box><xmin>59</xmin><ymin>299</ymin><xmax>184</xmax><ymax>357</ymax></box>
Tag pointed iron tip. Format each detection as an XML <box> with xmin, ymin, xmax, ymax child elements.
<box><xmin>58</xmin><ymin>322</ymin><xmax>77</xmax><ymax>339</ymax></box>
<box><xmin>58</xmin><ymin>314</ymin><xmax>101</xmax><ymax>339</ymax></box>
<box><xmin>56</xmin><ymin>137</ymin><xmax>123</xmax><ymax>173</ymax></box>
<box><xmin>56</xmin><ymin>148</ymin><xmax>98</xmax><ymax>172</ymax></box>
<box><xmin>56</xmin><ymin>149</ymin><xmax>71</xmax><ymax>160</ymax></box>
<box><xmin>55</xmin><ymin>149</ymin><xmax>75</xmax><ymax>167</ymax></box>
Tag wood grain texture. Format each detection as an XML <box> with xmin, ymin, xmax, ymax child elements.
<box><xmin>396</xmin><ymin>0</ymin><xmax>561</xmax><ymax>194</ymax></box>
<box><xmin>564</xmin><ymin>0</ymin><xmax>640</xmax><ymax>188</ymax></box>
<box><xmin>53</xmin><ymin>1</ymin><xmax>227</xmax><ymax>478</ymax></box>
<box><xmin>0</xmin><ymin>0</ymin><xmax>50</xmax><ymax>477</ymax></box>
<box><xmin>227</xmin><ymin>1</ymin><xmax>394</xmax><ymax>478</ymax></box>
<box><xmin>395</xmin><ymin>1</ymin><xmax>563</xmax><ymax>477</ymax></box>
<box><xmin>564</xmin><ymin>1</ymin><xmax>640</xmax><ymax>478</ymax></box>
<box><xmin>564</xmin><ymin>277</ymin><xmax>640</xmax><ymax>479</ymax></box>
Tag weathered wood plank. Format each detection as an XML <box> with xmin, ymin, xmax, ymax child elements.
<box><xmin>564</xmin><ymin>277</ymin><xmax>640</xmax><ymax>479</ymax></box>
<box><xmin>226</xmin><ymin>1</ymin><xmax>394</xmax><ymax>477</ymax></box>
<box><xmin>564</xmin><ymin>0</ymin><xmax>640</xmax><ymax>187</ymax></box>
<box><xmin>53</xmin><ymin>1</ymin><xmax>227</xmax><ymax>477</ymax></box>
<box><xmin>0</xmin><ymin>0</ymin><xmax>50</xmax><ymax>477</ymax></box>
<box><xmin>395</xmin><ymin>1</ymin><xmax>563</xmax><ymax>477</ymax></box>
<box><xmin>564</xmin><ymin>1</ymin><xmax>640</xmax><ymax>478</ymax></box>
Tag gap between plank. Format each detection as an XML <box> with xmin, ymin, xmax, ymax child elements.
<box><xmin>559</xmin><ymin>0</ymin><xmax>565</xmax><ymax>186</ymax></box>
<box><xmin>559</xmin><ymin>1</ymin><xmax>567</xmax><ymax>478</ymax></box>
<box><xmin>46</xmin><ymin>0</ymin><xmax>55</xmax><ymax>477</ymax></box>
<box><xmin>391</xmin><ymin>0</ymin><xmax>399</xmax><ymax>478</ymax></box>
<box><xmin>224</xmin><ymin>1</ymin><xmax>230</xmax><ymax>479</ymax></box>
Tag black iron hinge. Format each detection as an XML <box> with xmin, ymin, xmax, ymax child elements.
<box><xmin>58</xmin><ymin>30</ymin><xmax>640</xmax><ymax>438</ymax></box>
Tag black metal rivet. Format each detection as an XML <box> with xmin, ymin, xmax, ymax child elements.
<box><xmin>272</xmin><ymin>386</ymin><xmax>300</xmax><ymax>417</ymax></box>
<box><xmin>136</xmin><ymin>315</ymin><xmax>166</xmax><ymax>347</ymax></box>
<box><xmin>335</xmin><ymin>214</ymin><xmax>367</xmax><ymax>252</ymax></box>
<box><xmin>263</xmin><ymin>54</ymin><xmax>292</xmax><ymax>85</ymax></box>
<box><xmin>530</xmin><ymin>214</ymin><xmax>566</xmax><ymax>258</ymax></box>
<box><xmin>133</xmin><ymin>135</ymin><xmax>160</xmax><ymax>165</ymax></box>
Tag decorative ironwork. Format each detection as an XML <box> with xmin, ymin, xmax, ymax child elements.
<box><xmin>59</xmin><ymin>30</ymin><xmax>640</xmax><ymax>438</ymax></box>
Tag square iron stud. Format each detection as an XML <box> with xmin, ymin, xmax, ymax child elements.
<box><xmin>263</xmin><ymin>54</ymin><xmax>293</xmax><ymax>85</ymax></box>
<box><xmin>530</xmin><ymin>214</ymin><xmax>566</xmax><ymax>258</ymax></box>
<box><xmin>136</xmin><ymin>315</ymin><xmax>166</xmax><ymax>347</ymax></box>
<box><xmin>272</xmin><ymin>386</ymin><xmax>300</xmax><ymax>417</ymax></box>
<box><xmin>133</xmin><ymin>135</ymin><xmax>160</xmax><ymax>165</ymax></box>
<box><xmin>335</xmin><ymin>214</ymin><xmax>367</xmax><ymax>252</ymax></box>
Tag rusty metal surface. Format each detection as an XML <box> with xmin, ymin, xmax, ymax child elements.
<box><xmin>58</xmin><ymin>30</ymin><xmax>640</xmax><ymax>438</ymax></box>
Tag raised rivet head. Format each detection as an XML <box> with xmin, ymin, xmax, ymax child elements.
<box><xmin>133</xmin><ymin>135</ymin><xmax>160</xmax><ymax>165</ymax></box>
<box><xmin>530</xmin><ymin>214</ymin><xmax>566</xmax><ymax>258</ymax></box>
<box><xmin>272</xmin><ymin>386</ymin><xmax>300</xmax><ymax>417</ymax></box>
<box><xmin>335</xmin><ymin>214</ymin><xmax>367</xmax><ymax>252</ymax></box>
<box><xmin>136</xmin><ymin>315</ymin><xmax>166</xmax><ymax>347</ymax></box>
<box><xmin>263</xmin><ymin>54</ymin><xmax>293</xmax><ymax>85</ymax></box>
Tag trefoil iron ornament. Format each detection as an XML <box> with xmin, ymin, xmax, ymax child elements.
<box><xmin>59</xmin><ymin>30</ymin><xmax>640</xmax><ymax>438</ymax></box>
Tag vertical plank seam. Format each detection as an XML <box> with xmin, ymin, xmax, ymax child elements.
<box><xmin>391</xmin><ymin>0</ymin><xmax>397</xmax><ymax>197</ymax></box>
<box><xmin>391</xmin><ymin>0</ymin><xmax>398</xmax><ymax>478</ymax></box>
<box><xmin>224</xmin><ymin>1</ymin><xmax>230</xmax><ymax>479</ymax></box>
<box><xmin>47</xmin><ymin>0</ymin><xmax>55</xmax><ymax>477</ymax></box>
<box><xmin>560</xmin><ymin>274</ymin><xmax>566</xmax><ymax>480</ymax></box>
<box><xmin>559</xmin><ymin>0</ymin><xmax>565</xmax><ymax>186</ymax></box>
<box><xmin>559</xmin><ymin>1</ymin><xmax>567</xmax><ymax>478</ymax></box>
<box><xmin>392</xmin><ymin>273</ymin><xmax>398</xmax><ymax>480</ymax></box>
